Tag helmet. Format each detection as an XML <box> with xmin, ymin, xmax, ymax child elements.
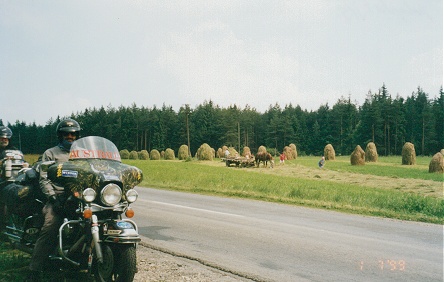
<box><xmin>0</xmin><ymin>126</ymin><xmax>12</xmax><ymax>139</ymax></box>
<box><xmin>56</xmin><ymin>119</ymin><xmax>81</xmax><ymax>140</ymax></box>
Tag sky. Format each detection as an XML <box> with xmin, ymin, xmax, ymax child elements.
<box><xmin>1</xmin><ymin>0</ymin><xmax>442</xmax><ymax>126</ymax></box>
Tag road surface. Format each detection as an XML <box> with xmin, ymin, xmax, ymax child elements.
<box><xmin>132</xmin><ymin>188</ymin><xmax>443</xmax><ymax>282</ymax></box>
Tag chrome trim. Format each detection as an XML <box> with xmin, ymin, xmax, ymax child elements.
<box><xmin>101</xmin><ymin>219</ymin><xmax>140</xmax><ymax>243</ymax></box>
<box><xmin>103</xmin><ymin>236</ymin><xmax>141</xmax><ymax>243</ymax></box>
<box><xmin>58</xmin><ymin>219</ymin><xmax>83</xmax><ymax>267</ymax></box>
<box><xmin>121</xmin><ymin>218</ymin><xmax>139</xmax><ymax>233</ymax></box>
<box><xmin>89</xmin><ymin>202</ymin><xmax>128</xmax><ymax>212</ymax></box>
<box><xmin>91</xmin><ymin>215</ymin><xmax>103</xmax><ymax>263</ymax></box>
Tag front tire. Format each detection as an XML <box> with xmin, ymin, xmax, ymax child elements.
<box><xmin>94</xmin><ymin>244</ymin><xmax>114</xmax><ymax>281</ymax></box>
<box><xmin>113</xmin><ymin>244</ymin><xmax>137</xmax><ymax>282</ymax></box>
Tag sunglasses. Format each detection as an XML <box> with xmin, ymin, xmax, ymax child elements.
<box><xmin>62</xmin><ymin>132</ymin><xmax>76</xmax><ymax>137</ymax></box>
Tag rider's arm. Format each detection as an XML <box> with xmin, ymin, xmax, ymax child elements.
<box><xmin>39</xmin><ymin>149</ymin><xmax>56</xmax><ymax>198</ymax></box>
<box><xmin>39</xmin><ymin>146</ymin><xmax>69</xmax><ymax>199</ymax></box>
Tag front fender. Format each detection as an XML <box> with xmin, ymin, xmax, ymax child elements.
<box><xmin>101</xmin><ymin>219</ymin><xmax>140</xmax><ymax>243</ymax></box>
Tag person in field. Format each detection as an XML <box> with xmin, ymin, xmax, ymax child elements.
<box><xmin>279</xmin><ymin>152</ymin><xmax>286</xmax><ymax>165</ymax></box>
<box><xmin>318</xmin><ymin>156</ymin><xmax>325</xmax><ymax>169</ymax></box>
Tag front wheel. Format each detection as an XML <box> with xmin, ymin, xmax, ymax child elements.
<box><xmin>94</xmin><ymin>244</ymin><xmax>136</xmax><ymax>282</ymax></box>
<box><xmin>93</xmin><ymin>244</ymin><xmax>114</xmax><ymax>281</ymax></box>
<box><xmin>112</xmin><ymin>244</ymin><xmax>137</xmax><ymax>282</ymax></box>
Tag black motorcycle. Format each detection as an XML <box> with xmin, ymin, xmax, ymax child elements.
<box><xmin>1</xmin><ymin>136</ymin><xmax>143</xmax><ymax>281</ymax></box>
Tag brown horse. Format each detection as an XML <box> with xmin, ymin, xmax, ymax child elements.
<box><xmin>255</xmin><ymin>152</ymin><xmax>274</xmax><ymax>168</ymax></box>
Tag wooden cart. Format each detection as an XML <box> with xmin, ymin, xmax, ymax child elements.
<box><xmin>222</xmin><ymin>155</ymin><xmax>255</xmax><ymax>167</ymax></box>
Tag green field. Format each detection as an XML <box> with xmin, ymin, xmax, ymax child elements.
<box><xmin>125</xmin><ymin>156</ymin><xmax>443</xmax><ymax>224</ymax></box>
<box><xmin>296</xmin><ymin>155</ymin><xmax>443</xmax><ymax>182</ymax></box>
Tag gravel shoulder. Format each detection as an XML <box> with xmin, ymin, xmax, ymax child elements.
<box><xmin>135</xmin><ymin>243</ymin><xmax>252</xmax><ymax>282</ymax></box>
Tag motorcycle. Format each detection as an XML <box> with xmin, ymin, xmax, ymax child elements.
<box><xmin>0</xmin><ymin>148</ymin><xmax>28</xmax><ymax>182</ymax></box>
<box><xmin>1</xmin><ymin>136</ymin><xmax>143</xmax><ymax>281</ymax></box>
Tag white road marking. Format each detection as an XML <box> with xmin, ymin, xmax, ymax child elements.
<box><xmin>136</xmin><ymin>198</ymin><xmax>247</xmax><ymax>219</ymax></box>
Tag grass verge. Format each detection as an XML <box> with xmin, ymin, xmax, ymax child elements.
<box><xmin>0</xmin><ymin>241</ymin><xmax>31</xmax><ymax>281</ymax></box>
<box><xmin>125</xmin><ymin>156</ymin><xmax>443</xmax><ymax>224</ymax></box>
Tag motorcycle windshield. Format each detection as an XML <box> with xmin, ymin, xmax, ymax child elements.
<box><xmin>69</xmin><ymin>136</ymin><xmax>121</xmax><ymax>162</ymax></box>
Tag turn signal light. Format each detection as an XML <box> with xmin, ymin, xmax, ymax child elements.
<box><xmin>125</xmin><ymin>208</ymin><xmax>135</xmax><ymax>218</ymax></box>
<box><xmin>83</xmin><ymin>208</ymin><xmax>92</xmax><ymax>219</ymax></box>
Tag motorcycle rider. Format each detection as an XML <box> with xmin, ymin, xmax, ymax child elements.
<box><xmin>27</xmin><ymin>118</ymin><xmax>81</xmax><ymax>281</ymax></box>
<box><xmin>0</xmin><ymin>126</ymin><xmax>17</xmax><ymax>230</ymax></box>
<box><xmin>0</xmin><ymin>125</ymin><xmax>16</xmax><ymax>157</ymax></box>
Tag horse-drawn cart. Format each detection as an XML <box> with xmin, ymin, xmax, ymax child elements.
<box><xmin>222</xmin><ymin>155</ymin><xmax>255</xmax><ymax>167</ymax></box>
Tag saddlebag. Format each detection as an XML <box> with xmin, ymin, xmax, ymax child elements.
<box><xmin>1</xmin><ymin>183</ymin><xmax>40</xmax><ymax>216</ymax></box>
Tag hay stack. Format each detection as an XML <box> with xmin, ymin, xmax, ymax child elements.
<box><xmin>221</xmin><ymin>145</ymin><xmax>229</xmax><ymax>157</ymax></box>
<box><xmin>289</xmin><ymin>143</ymin><xmax>297</xmax><ymax>159</ymax></box>
<box><xmin>401</xmin><ymin>142</ymin><xmax>416</xmax><ymax>165</ymax></box>
<box><xmin>129</xmin><ymin>150</ymin><xmax>138</xmax><ymax>160</ymax></box>
<box><xmin>219</xmin><ymin>145</ymin><xmax>235</xmax><ymax>158</ymax></box>
<box><xmin>258</xmin><ymin>145</ymin><xmax>267</xmax><ymax>153</ymax></box>
<box><xmin>196</xmin><ymin>143</ymin><xmax>214</xmax><ymax>161</ymax></box>
<box><xmin>324</xmin><ymin>144</ymin><xmax>336</xmax><ymax>160</ymax></box>
<box><xmin>350</xmin><ymin>145</ymin><xmax>365</xmax><ymax>165</ymax></box>
<box><xmin>222</xmin><ymin>145</ymin><xmax>228</xmax><ymax>151</ymax></box>
<box><xmin>228</xmin><ymin>147</ymin><xmax>238</xmax><ymax>156</ymax></box>
<box><xmin>217</xmin><ymin>148</ymin><xmax>223</xmax><ymax>158</ymax></box>
<box><xmin>365</xmin><ymin>142</ymin><xmax>378</xmax><ymax>162</ymax></box>
<box><xmin>428</xmin><ymin>151</ymin><xmax>444</xmax><ymax>173</ymax></box>
<box><xmin>283</xmin><ymin>146</ymin><xmax>293</xmax><ymax>160</ymax></box>
<box><xmin>242</xmin><ymin>146</ymin><xmax>251</xmax><ymax>157</ymax></box>
<box><xmin>139</xmin><ymin>150</ymin><xmax>149</xmax><ymax>160</ymax></box>
<box><xmin>164</xmin><ymin>148</ymin><xmax>175</xmax><ymax>160</ymax></box>
<box><xmin>178</xmin><ymin>145</ymin><xmax>189</xmax><ymax>160</ymax></box>
<box><xmin>150</xmin><ymin>149</ymin><xmax>160</xmax><ymax>160</ymax></box>
<box><xmin>119</xmin><ymin>149</ymin><xmax>130</xmax><ymax>159</ymax></box>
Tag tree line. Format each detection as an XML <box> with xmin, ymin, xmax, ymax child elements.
<box><xmin>2</xmin><ymin>84</ymin><xmax>443</xmax><ymax>157</ymax></box>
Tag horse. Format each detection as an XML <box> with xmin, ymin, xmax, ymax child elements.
<box><xmin>255</xmin><ymin>151</ymin><xmax>274</xmax><ymax>168</ymax></box>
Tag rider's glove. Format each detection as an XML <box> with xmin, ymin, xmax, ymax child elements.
<box><xmin>49</xmin><ymin>195</ymin><xmax>64</xmax><ymax>215</ymax></box>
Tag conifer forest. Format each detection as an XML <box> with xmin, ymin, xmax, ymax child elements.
<box><xmin>2</xmin><ymin>85</ymin><xmax>443</xmax><ymax>157</ymax></box>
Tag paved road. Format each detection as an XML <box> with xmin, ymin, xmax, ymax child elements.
<box><xmin>133</xmin><ymin>188</ymin><xmax>443</xmax><ymax>282</ymax></box>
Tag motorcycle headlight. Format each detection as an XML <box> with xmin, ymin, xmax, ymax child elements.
<box><xmin>125</xmin><ymin>189</ymin><xmax>138</xmax><ymax>203</ymax></box>
<box><xmin>101</xmin><ymin>184</ymin><xmax>122</xmax><ymax>206</ymax></box>
<box><xmin>83</xmin><ymin>188</ymin><xmax>96</xmax><ymax>203</ymax></box>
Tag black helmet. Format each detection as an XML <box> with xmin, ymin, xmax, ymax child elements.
<box><xmin>56</xmin><ymin>118</ymin><xmax>81</xmax><ymax>140</ymax></box>
<box><xmin>0</xmin><ymin>126</ymin><xmax>12</xmax><ymax>139</ymax></box>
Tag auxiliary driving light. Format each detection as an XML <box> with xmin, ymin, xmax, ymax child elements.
<box><xmin>83</xmin><ymin>188</ymin><xmax>96</xmax><ymax>202</ymax></box>
<box><xmin>125</xmin><ymin>189</ymin><xmax>138</xmax><ymax>203</ymax></box>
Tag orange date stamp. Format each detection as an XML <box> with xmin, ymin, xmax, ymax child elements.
<box><xmin>360</xmin><ymin>260</ymin><xmax>406</xmax><ymax>271</ymax></box>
